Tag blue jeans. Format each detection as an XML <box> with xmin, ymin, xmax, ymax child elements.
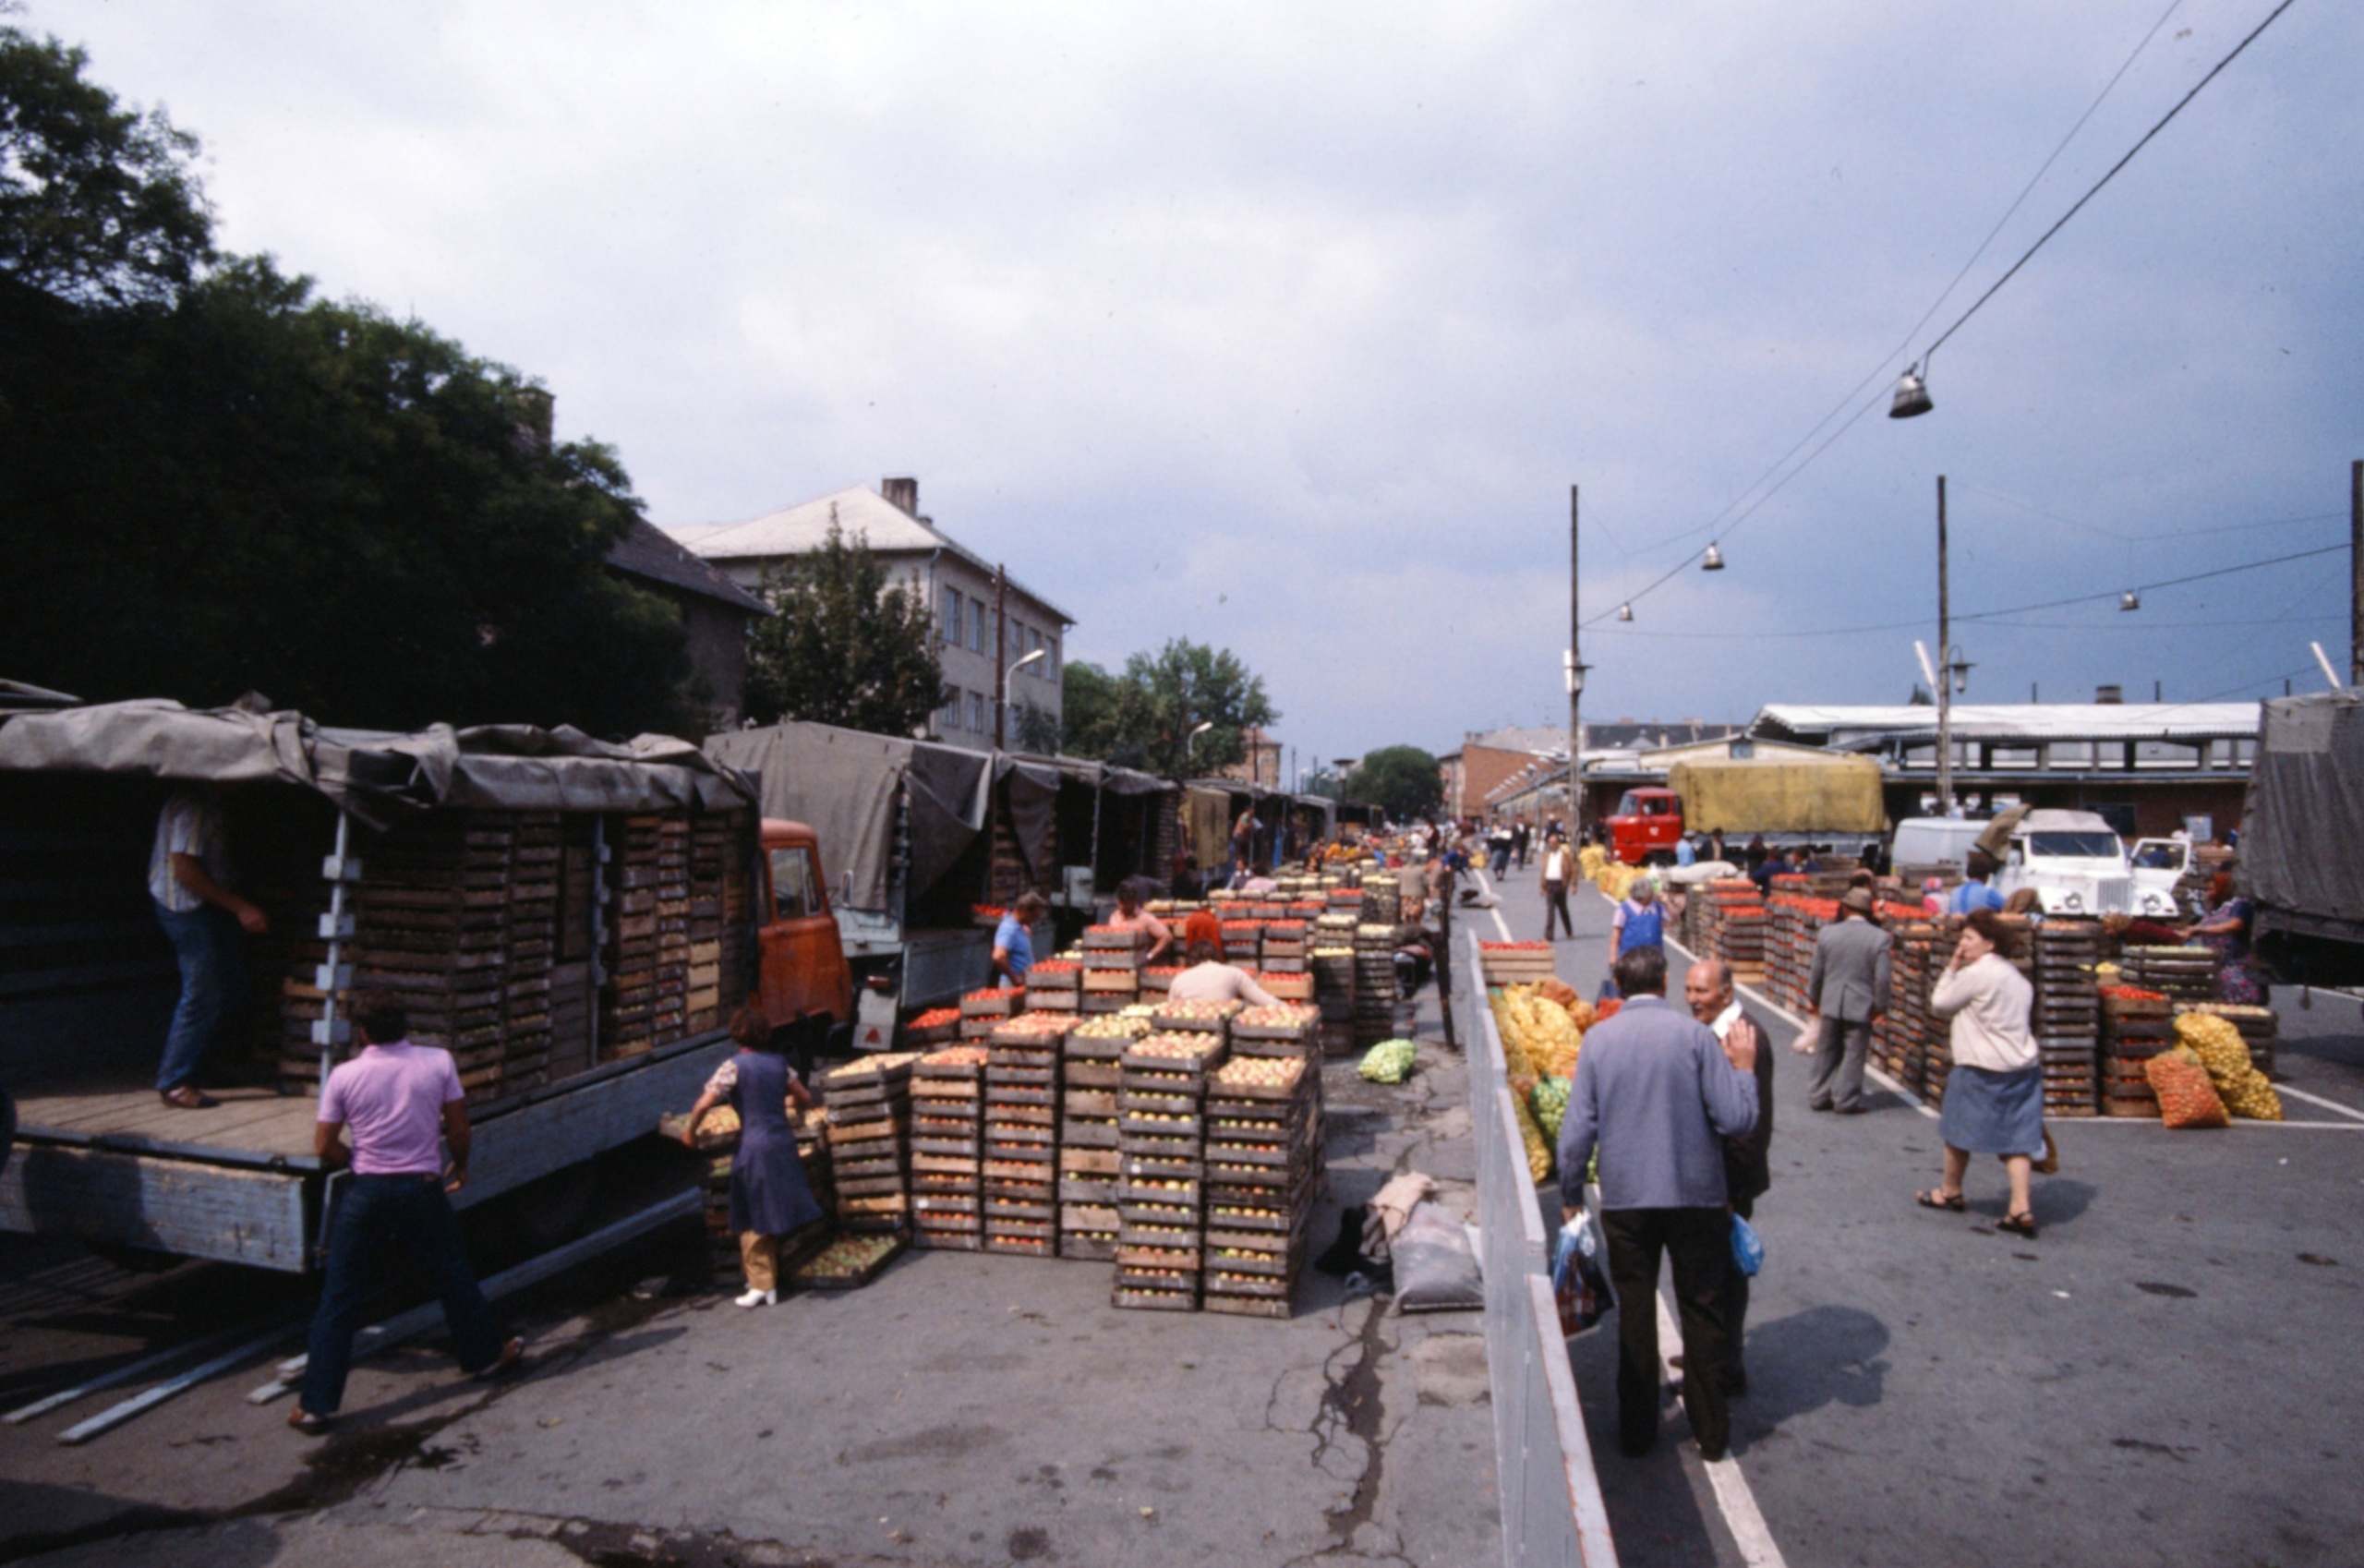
<box><xmin>155</xmin><ymin>903</ymin><xmax>245</xmax><ymax>1092</ymax></box>
<box><xmin>301</xmin><ymin>1174</ymin><xmax>504</xmax><ymax>1416</ymax></box>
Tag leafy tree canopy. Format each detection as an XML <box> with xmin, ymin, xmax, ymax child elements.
<box><xmin>743</xmin><ymin>520</ymin><xmax>945</xmax><ymax>736</ymax></box>
<box><xmin>1059</xmin><ymin>639</ymin><xmax>1276</xmax><ymax>778</ymax></box>
<box><xmin>0</xmin><ymin>23</ymin><xmax>212</xmax><ymax>305</ymax></box>
<box><xmin>1345</xmin><ymin>745</ymin><xmax>1441</xmax><ymax>822</ymax></box>
<box><xmin>0</xmin><ymin>24</ymin><xmax>697</xmax><ymax>736</ymax></box>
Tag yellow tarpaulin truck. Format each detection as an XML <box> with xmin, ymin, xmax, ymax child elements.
<box><xmin>1609</xmin><ymin>755</ymin><xmax>1888</xmax><ymax>864</ymax></box>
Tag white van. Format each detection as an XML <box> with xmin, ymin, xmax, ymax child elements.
<box><xmin>1890</xmin><ymin>817</ymin><xmax>1987</xmax><ymax>874</ymax></box>
<box><xmin>1993</xmin><ymin>809</ymin><xmax>2178</xmax><ymax>918</ymax></box>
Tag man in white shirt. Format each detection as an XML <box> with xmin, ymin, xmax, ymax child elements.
<box><xmin>149</xmin><ymin>788</ymin><xmax>270</xmax><ymax>1108</ymax></box>
<box><xmin>1538</xmin><ymin>833</ymin><xmax>1574</xmax><ymax>941</ymax></box>
<box><xmin>1164</xmin><ymin>940</ymin><xmax>1281</xmax><ymax>1007</ymax></box>
<box><xmin>1685</xmin><ymin>957</ymin><xmax>1772</xmax><ymax>1396</ymax></box>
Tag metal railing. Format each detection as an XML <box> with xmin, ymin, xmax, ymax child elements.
<box><xmin>1468</xmin><ymin>931</ymin><xmax>1618</xmax><ymax>1568</ymax></box>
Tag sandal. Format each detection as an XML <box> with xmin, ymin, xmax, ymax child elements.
<box><xmin>286</xmin><ymin>1407</ymin><xmax>332</xmax><ymax>1435</ymax></box>
<box><xmin>472</xmin><ymin>1337</ymin><xmax>526</xmax><ymax>1382</ymax></box>
<box><xmin>1915</xmin><ymin>1188</ymin><xmax>1966</xmax><ymax>1212</ymax></box>
<box><xmin>160</xmin><ymin>1086</ymin><xmax>219</xmax><ymax>1110</ymax></box>
<box><xmin>1998</xmin><ymin>1212</ymin><xmax>2038</xmax><ymax>1239</ymax></box>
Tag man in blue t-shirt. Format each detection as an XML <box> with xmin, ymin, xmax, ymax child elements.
<box><xmin>1948</xmin><ymin>850</ymin><xmax>2006</xmax><ymax>917</ymax></box>
<box><xmin>992</xmin><ymin>891</ymin><xmax>1048</xmax><ymax>985</ymax></box>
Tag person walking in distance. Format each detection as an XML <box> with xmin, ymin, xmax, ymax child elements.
<box><xmin>1557</xmin><ymin>946</ymin><xmax>1759</xmax><ymax>1459</ymax></box>
<box><xmin>1685</xmin><ymin>958</ymin><xmax>1770</xmax><ymax>1396</ymax></box>
<box><xmin>292</xmin><ymin>993</ymin><xmax>522</xmax><ymax>1431</ymax></box>
<box><xmin>149</xmin><ymin>786</ymin><xmax>270</xmax><ymax>1108</ymax></box>
<box><xmin>1610</xmin><ymin>875</ymin><xmax>1666</xmax><ymax>967</ymax></box>
<box><xmin>1538</xmin><ymin>833</ymin><xmax>1574</xmax><ymax>942</ymax></box>
<box><xmin>1804</xmin><ymin>887</ymin><xmax>1891</xmax><ymax>1114</ymax></box>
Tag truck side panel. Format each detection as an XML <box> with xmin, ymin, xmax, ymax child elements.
<box><xmin>459</xmin><ymin>1034</ymin><xmax>734</xmax><ymax>1208</ymax></box>
<box><xmin>1</xmin><ymin>1144</ymin><xmax>310</xmax><ymax>1271</ymax></box>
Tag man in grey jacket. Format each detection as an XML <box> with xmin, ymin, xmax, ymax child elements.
<box><xmin>1805</xmin><ymin>887</ymin><xmax>1892</xmax><ymax>1115</ymax></box>
<box><xmin>1558</xmin><ymin>945</ymin><xmax>1759</xmax><ymax>1461</ymax></box>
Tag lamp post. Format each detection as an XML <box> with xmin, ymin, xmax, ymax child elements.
<box><xmin>1936</xmin><ymin>476</ymin><xmax>1953</xmax><ymax>816</ymax></box>
<box><xmin>1568</xmin><ymin>484</ymin><xmax>1584</xmax><ymax>838</ymax></box>
<box><xmin>1002</xmin><ymin>647</ymin><xmax>1046</xmax><ymax>749</ymax></box>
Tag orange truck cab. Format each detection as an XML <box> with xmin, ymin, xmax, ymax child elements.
<box><xmin>1606</xmin><ymin>787</ymin><xmax>1684</xmax><ymax>865</ymax></box>
<box><xmin>754</xmin><ymin>819</ymin><xmax>856</xmax><ymax>1054</ymax></box>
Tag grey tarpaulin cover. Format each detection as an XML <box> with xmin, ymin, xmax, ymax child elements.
<box><xmin>995</xmin><ymin>754</ymin><xmax>1061</xmax><ymax>886</ymax></box>
<box><xmin>0</xmin><ymin>699</ymin><xmax>755</xmax><ymax>827</ymax></box>
<box><xmin>706</xmin><ymin>721</ymin><xmax>995</xmax><ymax>913</ymax></box>
<box><xmin>2242</xmin><ymin>693</ymin><xmax>2364</xmax><ymax>924</ymax></box>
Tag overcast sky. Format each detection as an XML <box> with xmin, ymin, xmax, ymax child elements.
<box><xmin>38</xmin><ymin>0</ymin><xmax>2362</xmax><ymax>773</ymax></box>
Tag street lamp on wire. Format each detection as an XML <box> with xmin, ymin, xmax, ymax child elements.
<box><xmin>1002</xmin><ymin>648</ymin><xmax>1047</xmax><ymax>746</ymax></box>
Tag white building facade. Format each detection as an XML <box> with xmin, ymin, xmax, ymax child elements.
<box><xmin>677</xmin><ymin>477</ymin><xmax>1072</xmax><ymax>749</ymax></box>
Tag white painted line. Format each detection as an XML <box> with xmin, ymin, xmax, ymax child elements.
<box><xmin>1469</xmin><ymin>866</ymin><xmax>1516</xmax><ymax>943</ymax></box>
<box><xmin>1658</xmin><ymin>918</ymin><xmax>2364</xmax><ymax>1133</ymax></box>
<box><xmin>2269</xmin><ymin>1083</ymin><xmax>2364</xmax><ymax>1124</ymax></box>
<box><xmin>1652</xmin><ymin>1289</ymin><xmax>1789</xmax><ymax>1568</ymax></box>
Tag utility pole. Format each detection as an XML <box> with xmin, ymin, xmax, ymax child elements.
<box><xmin>993</xmin><ymin>563</ymin><xmax>1008</xmax><ymax>750</ymax></box>
<box><xmin>1568</xmin><ymin>484</ymin><xmax>1583</xmax><ymax>836</ymax></box>
<box><xmin>1936</xmin><ymin>476</ymin><xmax>1955</xmax><ymax>816</ymax></box>
<box><xmin>2350</xmin><ymin>458</ymin><xmax>2360</xmax><ymax>686</ymax></box>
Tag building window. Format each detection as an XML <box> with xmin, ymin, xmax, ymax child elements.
<box><xmin>1043</xmin><ymin>635</ymin><xmax>1058</xmax><ymax>679</ymax></box>
<box><xmin>969</xmin><ymin>597</ymin><xmax>987</xmax><ymax>653</ymax></box>
<box><xmin>938</xmin><ymin>689</ymin><xmax>962</xmax><ymax>730</ymax></box>
<box><xmin>940</xmin><ymin>586</ymin><xmax>962</xmax><ymax>648</ymax></box>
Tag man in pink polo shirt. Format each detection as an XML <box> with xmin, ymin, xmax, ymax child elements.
<box><xmin>291</xmin><ymin>992</ymin><xmax>522</xmax><ymax>1431</ymax></box>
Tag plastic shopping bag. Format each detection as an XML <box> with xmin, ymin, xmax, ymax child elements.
<box><xmin>1730</xmin><ymin>1212</ymin><xmax>1764</xmax><ymax>1278</ymax></box>
<box><xmin>1550</xmin><ymin>1210</ymin><xmax>1615</xmax><ymax>1337</ymax></box>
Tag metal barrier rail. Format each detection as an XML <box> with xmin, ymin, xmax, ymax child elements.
<box><xmin>1467</xmin><ymin>931</ymin><xmax>1618</xmax><ymax>1568</ymax></box>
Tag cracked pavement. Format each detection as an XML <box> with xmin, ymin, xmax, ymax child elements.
<box><xmin>2</xmin><ymin>958</ymin><xmax>1501</xmax><ymax>1568</ymax></box>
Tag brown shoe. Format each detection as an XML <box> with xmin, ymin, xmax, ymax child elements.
<box><xmin>160</xmin><ymin>1086</ymin><xmax>219</xmax><ymax>1110</ymax></box>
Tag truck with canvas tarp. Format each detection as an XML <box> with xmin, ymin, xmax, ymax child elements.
<box><xmin>1608</xmin><ymin>754</ymin><xmax>1888</xmax><ymax>864</ymax></box>
<box><xmin>0</xmin><ymin>698</ymin><xmax>853</xmax><ymax>1271</ymax></box>
<box><xmin>706</xmin><ymin>721</ymin><xmax>1175</xmax><ymax>1011</ymax></box>
<box><xmin>2238</xmin><ymin>690</ymin><xmax>2364</xmax><ymax>986</ymax></box>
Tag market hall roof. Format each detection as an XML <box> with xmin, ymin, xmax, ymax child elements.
<box><xmin>1751</xmin><ymin>703</ymin><xmax>2261</xmax><ymax>747</ymax></box>
<box><xmin>676</xmin><ymin>483</ymin><xmax>1076</xmax><ymax>627</ymax></box>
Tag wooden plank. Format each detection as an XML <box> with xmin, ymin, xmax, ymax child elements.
<box><xmin>0</xmin><ymin>1144</ymin><xmax>309</xmax><ymax>1272</ymax></box>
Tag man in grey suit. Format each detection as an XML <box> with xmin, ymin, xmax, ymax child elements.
<box><xmin>1558</xmin><ymin>945</ymin><xmax>1759</xmax><ymax>1461</ymax></box>
<box><xmin>1805</xmin><ymin>887</ymin><xmax>1892</xmax><ymax>1114</ymax></box>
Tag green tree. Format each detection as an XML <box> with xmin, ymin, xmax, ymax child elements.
<box><xmin>1057</xmin><ymin>639</ymin><xmax>1276</xmax><ymax>778</ymax></box>
<box><xmin>1345</xmin><ymin>745</ymin><xmax>1441</xmax><ymax>822</ymax></box>
<box><xmin>1011</xmin><ymin>697</ymin><xmax>1061</xmax><ymax>755</ymax></box>
<box><xmin>0</xmin><ymin>23</ymin><xmax>213</xmax><ymax>304</ymax></box>
<box><xmin>742</xmin><ymin>520</ymin><xmax>945</xmax><ymax>735</ymax></box>
<box><xmin>0</xmin><ymin>29</ymin><xmax>697</xmax><ymax>736</ymax></box>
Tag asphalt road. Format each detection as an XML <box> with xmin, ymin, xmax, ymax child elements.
<box><xmin>0</xmin><ymin>985</ymin><xmax>1500</xmax><ymax>1568</ymax></box>
<box><xmin>1465</xmin><ymin>862</ymin><xmax>2364</xmax><ymax>1568</ymax></box>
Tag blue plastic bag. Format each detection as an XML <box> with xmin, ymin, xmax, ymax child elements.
<box><xmin>1551</xmin><ymin>1211</ymin><xmax>1616</xmax><ymax>1336</ymax></box>
<box><xmin>1731</xmin><ymin>1212</ymin><xmax>1764</xmax><ymax>1278</ymax></box>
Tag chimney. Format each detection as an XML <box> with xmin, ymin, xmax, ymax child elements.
<box><xmin>2094</xmin><ymin>684</ymin><xmax>2124</xmax><ymax>705</ymax></box>
<box><xmin>882</xmin><ymin>476</ymin><xmax>919</xmax><ymax>515</ymax></box>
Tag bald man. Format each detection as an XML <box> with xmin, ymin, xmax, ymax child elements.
<box><xmin>1685</xmin><ymin>957</ymin><xmax>1773</xmax><ymax>1397</ymax></box>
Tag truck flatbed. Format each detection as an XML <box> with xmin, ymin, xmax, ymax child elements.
<box><xmin>4</xmin><ymin>1033</ymin><xmax>733</xmax><ymax>1273</ymax></box>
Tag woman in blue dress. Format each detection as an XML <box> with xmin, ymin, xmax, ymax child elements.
<box><xmin>681</xmin><ymin>1007</ymin><xmax>825</xmax><ymax>1307</ymax></box>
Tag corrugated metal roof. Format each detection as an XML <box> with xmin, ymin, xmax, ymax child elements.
<box><xmin>678</xmin><ymin>484</ymin><xmax>1075</xmax><ymax>626</ymax></box>
<box><xmin>1754</xmin><ymin>702</ymin><xmax>2259</xmax><ymax>742</ymax></box>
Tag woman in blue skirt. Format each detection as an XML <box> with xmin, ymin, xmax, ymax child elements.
<box><xmin>1916</xmin><ymin>910</ymin><xmax>2044</xmax><ymax>1238</ymax></box>
<box><xmin>681</xmin><ymin>1007</ymin><xmax>825</xmax><ymax>1306</ymax></box>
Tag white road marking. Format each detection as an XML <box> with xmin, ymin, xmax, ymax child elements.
<box><xmin>1469</xmin><ymin>865</ymin><xmax>1516</xmax><ymax>943</ymax></box>
<box><xmin>2268</xmin><ymin>1082</ymin><xmax>2364</xmax><ymax>1123</ymax></box>
<box><xmin>1656</xmin><ymin>911</ymin><xmax>2364</xmax><ymax>1133</ymax></box>
<box><xmin>1652</xmin><ymin>1289</ymin><xmax>1790</xmax><ymax>1568</ymax></box>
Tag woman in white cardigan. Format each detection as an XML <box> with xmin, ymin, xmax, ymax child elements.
<box><xmin>1916</xmin><ymin>909</ymin><xmax>2044</xmax><ymax>1238</ymax></box>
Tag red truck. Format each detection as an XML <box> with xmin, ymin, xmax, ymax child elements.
<box><xmin>1605</xmin><ymin>787</ymin><xmax>1685</xmax><ymax>864</ymax></box>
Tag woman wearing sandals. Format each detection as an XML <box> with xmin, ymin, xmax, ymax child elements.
<box><xmin>1917</xmin><ymin>909</ymin><xmax>2044</xmax><ymax>1238</ymax></box>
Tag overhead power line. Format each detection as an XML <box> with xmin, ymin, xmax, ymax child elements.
<box><xmin>1916</xmin><ymin>0</ymin><xmax>2305</xmax><ymax>369</ymax></box>
<box><xmin>1588</xmin><ymin>540</ymin><xmax>2345</xmax><ymax>641</ymax></box>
